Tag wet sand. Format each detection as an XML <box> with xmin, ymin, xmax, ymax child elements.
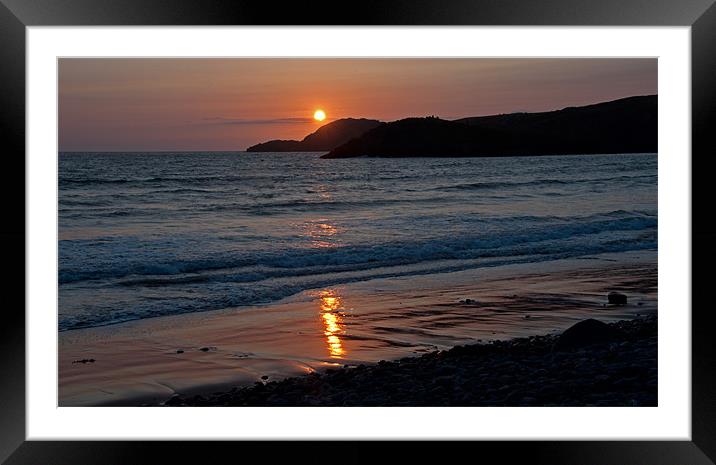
<box><xmin>59</xmin><ymin>251</ymin><xmax>656</xmax><ymax>406</ymax></box>
<box><xmin>167</xmin><ymin>316</ymin><xmax>657</xmax><ymax>406</ymax></box>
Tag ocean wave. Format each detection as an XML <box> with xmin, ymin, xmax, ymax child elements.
<box><xmin>59</xmin><ymin>173</ymin><xmax>297</xmax><ymax>188</ymax></box>
<box><xmin>59</xmin><ymin>210</ymin><xmax>656</xmax><ymax>285</ymax></box>
<box><xmin>57</xmin><ymin>236</ymin><xmax>656</xmax><ymax>332</ymax></box>
<box><xmin>434</xmin><ymin>174</ymin><xmax>656</xmax><ymax>192</ymax></box>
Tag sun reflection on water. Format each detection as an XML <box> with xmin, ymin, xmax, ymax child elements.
<box><xmin>319</xmin><ymin>289</ymin><xmax>346</xmax><ymax>358</ymax></box>
<box><xmin>304</xmin><ymin>219</ymin><xmax>340</xmax><ymax>249</ymax></box>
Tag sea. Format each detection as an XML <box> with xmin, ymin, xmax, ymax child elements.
<box><xmin>58</xmin><ymin>152</ymin><xmax>657</xmax><ymax>332</ymax></box>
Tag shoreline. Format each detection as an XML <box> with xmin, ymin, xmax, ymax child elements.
<box><xmin>59</xmin><ymin>251</ymin><xmax>656</xmax><ymax>406</ymax></box>
<box><xmin>165</xmin><ymin>315</ymin><xmax>657</xmax><ymax>407</ymax></box>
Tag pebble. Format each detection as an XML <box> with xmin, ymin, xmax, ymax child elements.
<box><xmin>164</xmin><ymin>317</ymin><xmax>657</xmax><ymax>407</ymax></box>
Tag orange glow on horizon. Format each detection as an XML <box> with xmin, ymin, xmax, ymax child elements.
<box><xmin>58</xmin><ymin>58</ymin><xmax>658</xmax><ymax>151</ymax></box>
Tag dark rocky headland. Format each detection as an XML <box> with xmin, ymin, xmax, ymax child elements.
<box><xmin>246</xmin><ymin>118</ymin><xmax>381</xmax><ymax>152</ymax></box>
<box><xmin>164</xmin><ymin>316</ymin><xmax>657</xmax><ymax>407</ymax></box>
<box><xmin>244</xmin><ymin>95</ymin><xmax>656</xmax><ymax>158</ymax></box>
<box><xmin>323</xmin><ymin>95</ymin><xmax>656</xmax><ymax>158</ymax></box>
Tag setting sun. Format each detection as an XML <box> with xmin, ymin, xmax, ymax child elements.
<box><xmin>313</xmin><ymin>109</ymin><xmax>326</xmax><ymax>121</ymax></box>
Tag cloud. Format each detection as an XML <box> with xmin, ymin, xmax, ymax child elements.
<box><xmin>200</xmin><ymin>117</ymin><xmax>314</xmax><ymax>125</ymax></box>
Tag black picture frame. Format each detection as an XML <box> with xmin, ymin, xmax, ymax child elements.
<box><xmin>2</xmin><ymin>0</ymin><xmax>714</xmax><ymax>463</ymax></box>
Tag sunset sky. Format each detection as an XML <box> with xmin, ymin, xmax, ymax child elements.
<box><xmin>59</xmin><ymin>58</ymin><xmax>657</xmax><ymax>152</ymax></box>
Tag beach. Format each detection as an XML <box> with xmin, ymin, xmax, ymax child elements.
<box><xmin>58</xmin><ymin>151</ymin><xmax>657</xmax><ymax>406</ymax></box>
<box><xmin>59</xmin><ymin>251</ymin><xmax>656</xmax><ymax>406</ymax></box>
<box><xmin>166</xmin><ymin>315</ymin><xmax>657</xmax><ymax>407</ymax></box>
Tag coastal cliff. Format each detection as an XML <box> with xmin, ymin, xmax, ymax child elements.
<box><xmin>322</xmin><ymin>95</ymin><xmax>657</xmax><ymax>158</ymax></box>
<box><xmin>246</xmin><ymin>118</ymin><xmax>381</xmax><ymax>152</ymax></box>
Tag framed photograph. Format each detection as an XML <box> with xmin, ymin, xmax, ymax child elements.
<box><xmin>3</xmin><ymin>0</ymin><xmax>715</xmax><ymax>463</ymax></box>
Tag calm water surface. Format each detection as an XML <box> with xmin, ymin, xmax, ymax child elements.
<box><xmin>58</xmin><ymin>152</ymin><xmax>657</xmax><ymax>331</ymax></box>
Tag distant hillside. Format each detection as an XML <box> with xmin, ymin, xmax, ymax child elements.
<box><xmin>246</xmin><ymin>118</ymin><xmax>382</xmax><ymax>152</ymax></box>
<box><xmin>322</xmin><ymin>95</ymin><xmax>657</xmax><ymax>159</ymax></box>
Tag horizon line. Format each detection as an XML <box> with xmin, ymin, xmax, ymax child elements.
<box><xmin>59</xmin><ymin>93</ymin><xmax>657</xmax><ymax>153</ymax></box>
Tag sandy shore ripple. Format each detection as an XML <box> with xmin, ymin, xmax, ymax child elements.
<box><xmin>59</xmin><ymin>252</ymin><xmax>656</xmax><ymax>406</ymax></box>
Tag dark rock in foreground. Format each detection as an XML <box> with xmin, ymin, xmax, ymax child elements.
<box><xmin>165</xmin><ymin>316</ymin><xmax>657</xmax><ymax>407</ymax></box>
<box><xmin>554</xmin><ymin>318</ymin><xmax>622</xmax><ymax>351</ymax></box>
